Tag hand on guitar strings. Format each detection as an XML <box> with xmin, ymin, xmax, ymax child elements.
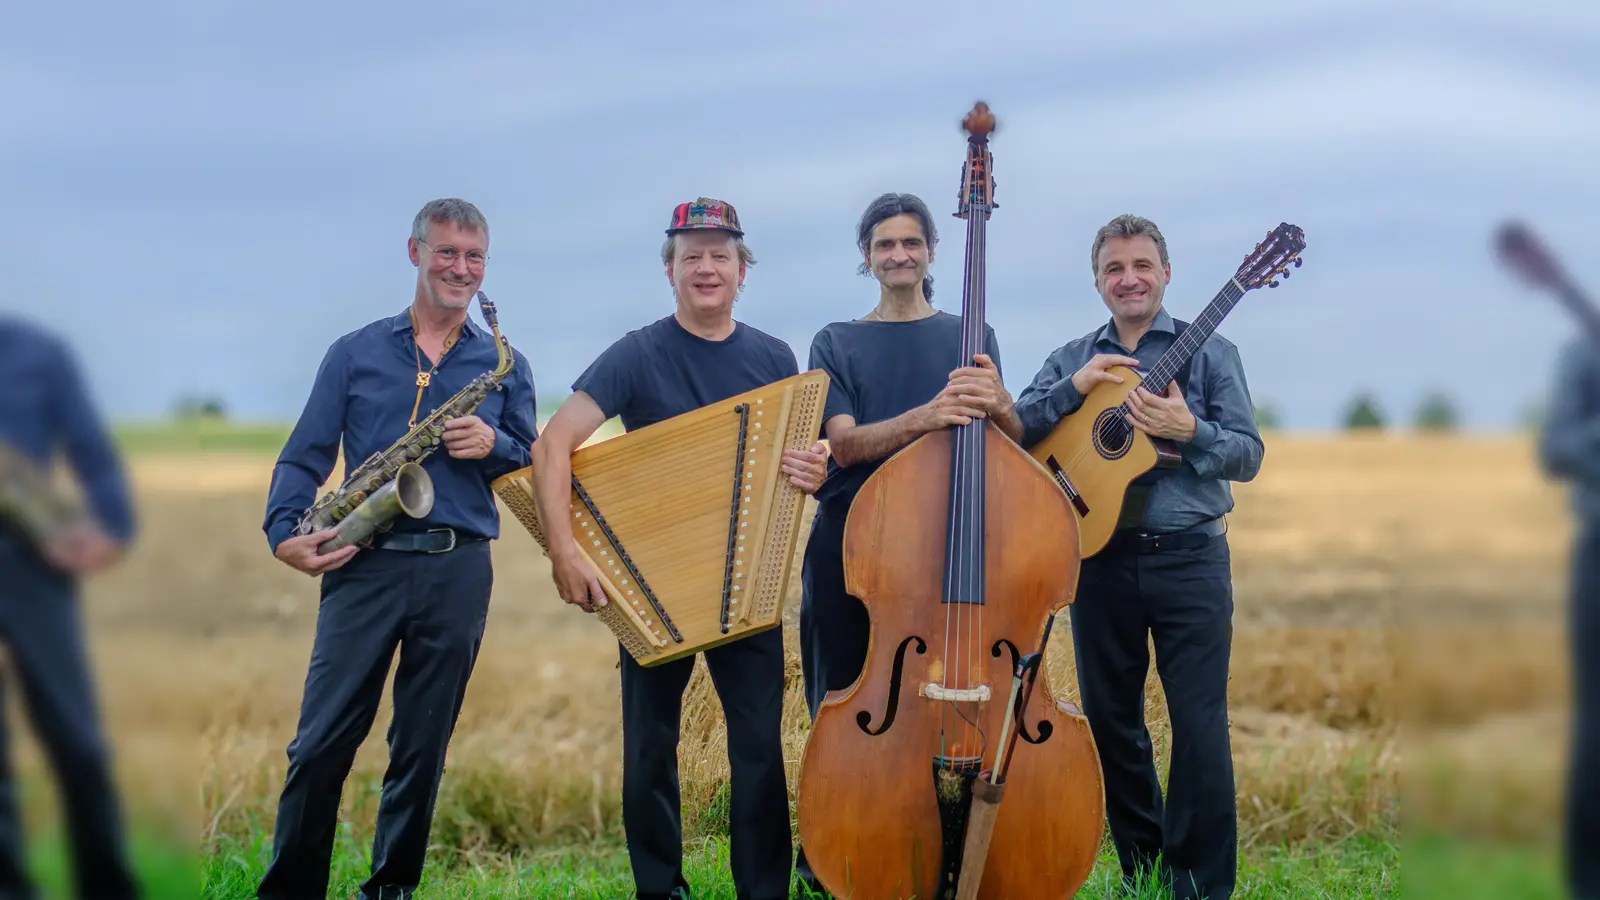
<box><xmin>443</xmin><ymin>415</ymin><xmax>496</xmax><ymax>459</ymax></box>
<box><xmin>1124</xmin><ymin>382</ymin><xmax>1199</xmax><ymax>442</ymax></box>
<box><xmin>551</xmin><ymin>539</ymin><xmax>609</xmax><ymax>614</ymax></box>
<box><xmin>782</xmin><ymin>441</ymin><xmax>830</xmax><ymax>495</ymax></box>
<box><xmin>1069</xmin><ymin>353</ymin><xmax>1140</xmax><ymax>396</ymax></box>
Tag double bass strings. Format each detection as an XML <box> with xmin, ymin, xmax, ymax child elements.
<box><xmin>942</xmin><ymin>145</ymin><xmax>994</xmax><ymax>763</ymax></box>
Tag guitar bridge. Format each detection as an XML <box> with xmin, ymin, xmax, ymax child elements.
<box><xmin>1045</xmin><ymin>455</ymin><xmax>1090</xmax><ymax>517</ymax></box>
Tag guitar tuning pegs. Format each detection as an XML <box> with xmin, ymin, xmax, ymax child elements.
<box><xmin>1294</xmin><ymin>258</ymin><xmax>1303</xmax><ymax>267</ymax></box>
<box><xmin>1268</xmin><ymin>280</ymin><xmax>1279</xmax><ymax>288</ymax></box>
<box><xmin>1282</xmin><ymin>269</ymin><xmax>1291</xmax><ymax>279</ymax></box>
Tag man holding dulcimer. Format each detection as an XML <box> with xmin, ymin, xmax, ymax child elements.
<box><xmin>528</xmin><ymin>198</ymin><xmax>828</xmax><ymax>900</ymax></box>
<box><xmin>1013</xmin><ymin>213</ymin><xmax>1284</xmax><ymax>900</ymax></box>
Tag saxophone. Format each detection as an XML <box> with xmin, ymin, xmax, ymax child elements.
<box><xmin>293</xmin><ymin>291</ymin><xmax>517</xmax><ymax>552</ymax></box>
<box><xmin>0</xmin><ymin>441</ymin><xmax>90</xmax><ymax>550</ymax></box>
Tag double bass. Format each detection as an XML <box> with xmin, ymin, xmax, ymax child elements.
<box><xmin>796</xmin><ymin>102</ymin><xmax>1105</xmax><ymax>899</ymax></box>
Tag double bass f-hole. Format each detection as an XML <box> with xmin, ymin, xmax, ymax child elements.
<box><xmin>858</xmin><ymin>635</ymin><xmax>927</xmax><ymax>736</ymax></box>
<box><xmin>994</xmin><ymin>639</ymin><xmax>1054</xmax><ymax>745</ymax></box>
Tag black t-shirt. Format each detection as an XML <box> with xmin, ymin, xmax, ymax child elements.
<box><xmin>807</xmin><ymin>311</ymin><xmax>1002</xmax><ymax>521</ymax></box>
<box><xmin>572</xmin><ymin>314</ymin><xmax>800</xmax><ymax>431</ymax></box>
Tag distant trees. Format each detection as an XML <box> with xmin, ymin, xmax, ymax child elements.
<box><xmin>1253</xmin><ymin>402</ymin><xmax>1281</xmax><ymax>430</ymax></box>
<box><xmin>1412</xmin><ymin>392</ymin><xmax>1459</xmax><ymax>432</ymax></box>
<box><xmin>1338</xmin><ymin>390</ymin><xmax>1464</xmax><ymax>433</ymax></box>
<box><xmin>172</xmin><ymin>393</ymin><xmax>227</xmax><ymax>420</ymax></box>
<box><xmin>1342</xmin><ymin>392</ymin><xmax>1386</xmax><ymax>431</ymax></box>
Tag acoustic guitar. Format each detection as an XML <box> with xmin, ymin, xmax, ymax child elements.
<box><xmin>1495</xmin><ymin>219</ymin><xmax>1600</xmax><ymax>341</ymax></box>
<box><xmin>1025</xmin><ymin>222</ymin><xmax>1306</xmax><ymax>558</ymax></box>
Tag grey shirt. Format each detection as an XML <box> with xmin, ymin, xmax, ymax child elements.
<box><xmin>1540</xmin><ymin>336</ymin><xmax>1600</xmax><ymax>521</ymax></box>
<box><xmin>1013</xmin><ymin>307</ymin><xmax>1265</xmax><ymax>532</ymax></box>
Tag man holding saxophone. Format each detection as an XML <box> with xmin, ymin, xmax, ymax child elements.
<box><xmin>0</xmin><ymin>314</ymin><xmax>141</xmax><ymax>900</ymax></box>
<box><xmin>258</xmin><ymin>198</ymin><xmax>538</xmax><ymax>900</ymax></box>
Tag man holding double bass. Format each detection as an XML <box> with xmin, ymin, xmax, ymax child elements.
<box><xmin>795</xmin><ymin>190</ymin><xmax>1014</xmax><ymax>894</ymax></box>
<box><xmin>1012</xmin><ymin>213</ymin><xmax>1265</xmax><ymax>900</ymax></box>
<box><xmin>530</xmin><ymin>197</ymin><xmax>828</xmax><ymax>900</ymax></box>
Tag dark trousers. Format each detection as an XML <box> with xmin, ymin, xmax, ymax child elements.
<box><xmin>620</xmin><ymin>626</ymin><xmax>791</xmax><ymax>900</ymax></box>
<box><xmin>0</xmin><ymin>534</ymin><xmax>138</xmax><ymax>900</ymax></box>
<box><xmin>1070</xmin><ymin>528</ymin><xmax>1236</xmax><ymax>900</ymax></box>
<box><xmin>793</xmin><ymin>512</ymin><xmax>871</xmax><ymax>894</ymax></box>
<box><xmin>1568</xmin><ymin>519</ymin><xmax>1600</xmax><ymax>900</ymax></box>
<box><xmin>256</xmin><ymin>540</ymin><xmax>493</xmax><ymax>900</ymax></box>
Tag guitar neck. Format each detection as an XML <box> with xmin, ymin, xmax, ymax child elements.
<box><xmin>1142</xmin><ymin>277</ymin><xmax>1246</xmax><ymax>393</ymax></box>
<box><xmin>1554</xmin><ymin>280</ymin><xmax>1600</xmax><ymax>345</ymax></box>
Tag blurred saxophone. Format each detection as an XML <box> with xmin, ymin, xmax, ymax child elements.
<box><xmin>293</xmin><ymin>291</ymin><xmax>517</xmax><ymax>552</ymax></box>
<box><xmin>0</xmin><ymin>441</ymin><xmax>90</xmax><ymax>550</ymax></box>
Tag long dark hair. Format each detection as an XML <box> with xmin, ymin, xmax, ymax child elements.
<box><xmin>855</xmin><ymin>192</ymin><xmax>938</xmax><ymax>301</ymax></box>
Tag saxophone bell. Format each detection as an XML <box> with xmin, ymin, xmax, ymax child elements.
<box><xmin>316</xmin><ymin>462</ymin><xmax>435</xmax><ymax>553</ymax></box>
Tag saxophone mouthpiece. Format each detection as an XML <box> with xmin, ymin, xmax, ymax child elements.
<box><xmin>477</xmin><ymin>291</ymin><xmax>500</xmax><ymax>328</ymax></box>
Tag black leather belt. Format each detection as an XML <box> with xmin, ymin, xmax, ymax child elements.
<box><xmin>369</xmin><ymin>527</ymin><xmax>482</xmax><ymax>554</ymax></box>
<box><xmin>1103</xmin><ymin>517</ymin><xmax>1226</xmax><ymax>555</ymax></box>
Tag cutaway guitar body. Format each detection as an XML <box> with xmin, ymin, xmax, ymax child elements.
<box><xmin>1026</xmin><ymin>365</ymin><xmax>1182</xmax><ymax>558</ymax></box>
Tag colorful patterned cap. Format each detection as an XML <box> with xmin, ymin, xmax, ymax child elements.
<box><xmin>666</xmin><ymin>197</ymin><xmax>743</xmax><ymax>237</ymax></box>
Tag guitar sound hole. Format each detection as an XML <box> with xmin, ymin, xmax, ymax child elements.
<box><xmin>1092</xmin><ymin>409</ymin><xmax>1133</xmax><ymax>460</ymax></box>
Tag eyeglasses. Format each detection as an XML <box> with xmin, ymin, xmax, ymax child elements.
<box><xmin>418</xmin><ymin>241</ymin><xmax>488</xmax><ymax>269</ymax></box>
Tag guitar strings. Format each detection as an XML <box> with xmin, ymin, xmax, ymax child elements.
<box><xmin>1053</xmin><ymin>276</ymin><xmax>1247</xmax><ymax>477</ymax></box>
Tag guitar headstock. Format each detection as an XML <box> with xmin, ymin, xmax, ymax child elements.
<box><xmin>1494</xmin><ymin>220</ymin><xmax>1568</xmax><ymax>293</ymax></box>
<box><xmin>955</xmin><ymin>101</ymin><xmax>997</xmax><ymax>220</ymax></box>
<box><xmin>1234</xmin><ymin>222</ymin><xmax>1306</xmax><ymax>290</ymax></box>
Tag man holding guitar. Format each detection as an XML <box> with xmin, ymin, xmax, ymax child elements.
<box><xmin>1007</xmin><ymin>213</ymin><xmax>1265</xmax><ymax>900</ymax></box>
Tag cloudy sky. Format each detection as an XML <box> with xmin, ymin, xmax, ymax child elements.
<box><xmin>2</xmin><ymin>0</ymin><xmax>1596</xmax><ymax>431</ymax></box>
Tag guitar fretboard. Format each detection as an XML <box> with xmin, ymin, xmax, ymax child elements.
<box><xmin>1142</xmin><ymin>278</ymin><xmax>1246</xmax><ymax>393</ymax></box>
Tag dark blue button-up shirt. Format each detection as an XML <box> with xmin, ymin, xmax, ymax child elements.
<box><xmin>263</xmin><ymin>306</ymin><xmax>538</xmax><ymax>553</ymax></box>
<box><xmin>1541</xmin><ymin>335</ymin><xmax>1600</xmax><ymax>521</ymax></box>
<box><xmin>1013</xmin><ymin>307</ymin><xmax>1265</xmax><ymax>532</ymax></box>
<box><xmin>0</xmin><ymin>315</ymin><xmax>135</xmax><ymax>543</ymax></box>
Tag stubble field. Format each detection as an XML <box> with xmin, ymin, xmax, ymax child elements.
<box><xmin>24</xmin><ymin>430</ymin><xmax>1577</xmax><ymax>897</ymax></box>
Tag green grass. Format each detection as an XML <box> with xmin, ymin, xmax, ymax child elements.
<box><xmin>108</xmin><ymin>415</ymin><xmax>621</xmax><ymax>459</ymax></box>
<box><xmin>1401</xmin><ymin>831</ymin><xmax>1564</xmax><ymax>899</ymax></box>
<box><xmin>23</xmin><ymin>827</ymin><xmax>196</xmax><ymax>900</ymax></box>
<box><xmin>112</xmin><ymin>418</ymin><xmax>292</xmax><ymax>455</ymax></box>
<box><xmin>202</xmin><ymin>830</ymin><xmax>1400</xmax><ymax>899</ymax></box>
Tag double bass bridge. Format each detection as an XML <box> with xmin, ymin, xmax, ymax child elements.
<box><xmin>920</xmin><ymin>683</ymin><xmax>991</xmax><ymax>703</ymax></box>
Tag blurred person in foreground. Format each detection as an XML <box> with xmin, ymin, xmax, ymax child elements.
<box><xmin>1540</xmin><ymin>335</ymin><xmax>1600</xmax><ymax>900</ymax></box>
<box><xmin>258</xmin><ymin>198</ymin><xmax>538</xmax><ymax>900</ymax></box>
<box><xmin>0</xmin><ymin>314</ymin><xmax>140</xmax><ymax>899</ymax></box>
